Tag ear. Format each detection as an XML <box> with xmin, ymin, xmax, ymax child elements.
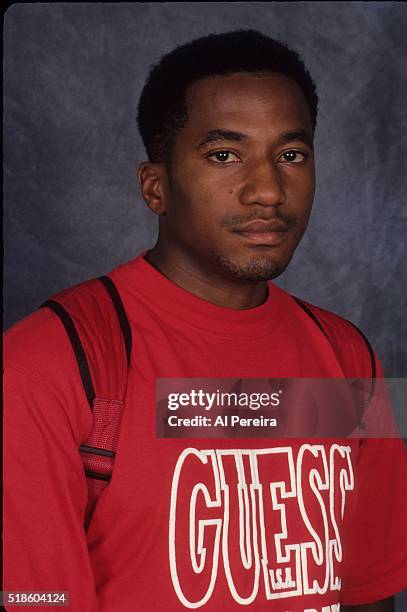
<box><xmin>137</xmin><ymin>162</ymin><xmax>168</xmax><ymax>215</ymax></box>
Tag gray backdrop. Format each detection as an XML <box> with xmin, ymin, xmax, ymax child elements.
<box><xmin>3</xmin><ymin>3</ymin><xmax>407</xmax><ymax>607</ymax></box>
<box><xmin>4</xmin><ymin>2</ymin><xmax>407</xmax><ymax>378</ymax></box>
<box><xmin>4</xmin><ymin>2</ymin><xmax>407</xmax><ymax>380</ymax></box>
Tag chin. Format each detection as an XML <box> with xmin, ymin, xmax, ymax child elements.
<box><xmin>214</xmin><ymin>252</ymin><xmax>291</xmax><ymax>282</ymax></box>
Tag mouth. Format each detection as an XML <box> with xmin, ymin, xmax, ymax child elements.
<box><xmin>232</xmin><ymin>220</ymin><xmax>289</xmax><ymax>246</ymax></box>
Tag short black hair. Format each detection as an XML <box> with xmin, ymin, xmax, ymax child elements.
<box><xmin>137</xmin><ymin>29</ymin><xmax>318</xmax><ymax>165</ymax></box>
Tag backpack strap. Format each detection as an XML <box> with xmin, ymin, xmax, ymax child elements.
<box><xmin>41</xmin><ymin>275</ymin><xmax>132</xmax><ymax>528</ymax></box>
<box><xmin>98</xmin><ymin>275</ymin><xmax>132</xmax><ymax>368</ymax></box>
<box><xmin>41</xmin><ymin>298</ymin><xmax>96</xmax><ymax>408</ymax></box>
<box><xmin>292</xmin><ymin>296</ymin><xmax>329</xmax><ymax>340</ymax></box>
<box><xmin>345</xmin><ymin>318</ymin><xmax>377</xmax><ymax>382</ymax></box>
<box><xmin>292</xmin><ymin>294</ymin><xmax>377</xmax><ymax>429</ymax></box>
<box><xmin>292</xmin><ymin>296</ymin><xmax>376</xmax><ymax>381</ymax></box>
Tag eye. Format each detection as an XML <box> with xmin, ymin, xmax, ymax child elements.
<box><xmin>207</xmin><ymin>150</ymin><xmax>241</xmax><ymax>164</ymax></box>
<box><xmin>279</xmin><ymin>150</ymin><xmax>308</xmax><ymax>163</ymax></box>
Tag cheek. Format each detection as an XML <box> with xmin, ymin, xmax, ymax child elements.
<box><xmin>284</xmin><ymin>171</ymin><xmax>315</xmax><ymax>207</ymax></box>
<box><xmin>283</xmin><ymin>166</ymin><xmax>315</xmax><ymax>190</ymax></box>
<box><xmin>172</xmin><ymin>174</ymin><xmax>226</xmax><ymax>221</ymax></box>
<box><xmin>167</xmin><ymin>185</ymin><xmax>221</xmax><ymax>237</ymax></box>
<box><xmin>282</xmin><ymin>177</ymin><xmax>314</xmax><ymax>238</ymax></box>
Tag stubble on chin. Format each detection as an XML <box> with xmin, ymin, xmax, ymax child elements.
<box><xmin>213</xmin><ymin>252</ymin><xmax>290</xmax><ymax>282</ymax></box>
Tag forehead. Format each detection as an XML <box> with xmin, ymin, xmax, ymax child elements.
<box><xmin>184</xmin><ymin>72</ymin><xmax>312</xmax><ymax>137</ymax></box>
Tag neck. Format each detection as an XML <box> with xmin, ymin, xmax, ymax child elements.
<box><xmin>144</xmin><ymin>246</ymin><xmax>269</xmax><ymax>310</ymax></box>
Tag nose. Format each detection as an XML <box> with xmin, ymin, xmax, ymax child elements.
<box><xmin>239</xmin><ymin>159</ymin><xmax>285</xmax><ymax>208</ymax></box>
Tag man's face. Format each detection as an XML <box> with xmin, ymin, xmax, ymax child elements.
<box><xmin>160</xmin><ymin>71</ymin><xmax>315</xmax><ymax>282</ymax></box>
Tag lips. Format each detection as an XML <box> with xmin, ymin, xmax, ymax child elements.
<box><xmin>234</xmin><ymin>220</ymin><xmax>289</xmax><ymax>233</ymax></box>
<box><xmin>233</xmin><ymin>220</ymin><xmax>289</xmax><ymax>246</ymax></box>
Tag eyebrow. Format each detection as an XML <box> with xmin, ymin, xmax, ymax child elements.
<box><xmin>195</xmin><ymin>128</ymin><xmax>313</xmax><ymax>150</ymax></box>
<box><xmin>278</xmin><ymin>129</ymin><xmax>314</xmax><ymax>149</ymax></box>
<box><xmin>195</xmin><ymin>129</ymin><xmax>248</xmax><ymax>149</ymax></box>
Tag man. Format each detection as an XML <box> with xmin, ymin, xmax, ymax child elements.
<box><xmin>4</xmin><ymin>30</ymin><xmax>407</xmax><ymax>611</ymax></box>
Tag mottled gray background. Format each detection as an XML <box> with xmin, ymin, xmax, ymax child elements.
<box><xmin>4</xmin><ymin>2</ymin><xmax>407</xmax><ymax>376</ymax></box>
<box><xmin>4</xmin><ymin>2</ymin><xmax>407</xmax><ymax>382</ymax></box>
<box><xmin>4</xmin><ymin>1</ymin><xmax>407</xmax><ymax>379</ymax></box>
<box><xmin>3</xmin><ymin>2</ymin><xmax>407</xmax><ymax>606</ymax></box>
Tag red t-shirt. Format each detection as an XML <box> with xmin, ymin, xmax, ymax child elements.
<box><xmin>4</xmin><ymin>255</ymin><xmax>407</xmax><ymax>611</ymax></box>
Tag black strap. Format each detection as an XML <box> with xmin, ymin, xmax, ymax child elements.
<box><xmin>41</xmin><ymin>277</ymin><xmax>132</xmax><ymax>410</ymax></box>
<box><xmin>292</xmin><ymin>297</ymin><xmax>328</xmax><ymax>339</ymax></box>
<box><xmin>292</xmin><ymin>296</ymin><xmax>376</xmax><ymax>400</ymax></box>
<box><xmin>84</xmin><ymin>470</ymin><xmax>111</xmax><ymax>482</ymax></box>
<box><xmin>79</xmin><ymin>444</ymin><xmax>116</xmax><ymax>458</ymax></box>
<box><xmin>345</xmin><ymin>319</ymin><xmax>377</xmax><ymax>401</ymax></box>
<box><xmin>345</xmin><ymin>319</ymin><xmax>377</xmax><ymax>381</ymax></box>
<box><xmin>98</xmin><ymin>276</ymin><xmax>132</xmax><ymax>368</ymax></box>
<box><xmin>41</xmin><ymin>300</ymin><xmax>95</xmax><ymax>409</ymax></box>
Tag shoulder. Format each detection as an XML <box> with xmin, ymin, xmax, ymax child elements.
<box><xmin>5</xmin><ymin>275</ymin><xmax>128</xmax><ymax>401</ymax></box>
<box><xmin>291</xmin><ymin>295</ymin><xmax>378</xmax><ymax>378</ymax></box>
<box><xmin>5</xmin><ymin>278</ymin><xmax>105</xmax><ymax>368</ymax></box>
<box><xmin>271</xmin><ymin>283</ymin><xmax>377</xmax><ymax>378</ymax></box>
<box><xmin>5</xmin><ymin>305</ymin><xmax>74</xmax><ymax>376</ymax></box>
<box><xmin>4</xmin><ymin>285</ymin><xmax>97</xmax><ymax>441</ymax></box>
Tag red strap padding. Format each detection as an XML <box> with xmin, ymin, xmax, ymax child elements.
<box><xmin>41</xmin><ymin>276</ymin><xmax>131</xmax><ymax>528</ymax></box>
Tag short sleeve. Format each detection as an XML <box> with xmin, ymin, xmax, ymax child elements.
<box><xmin>340</xmin><ymin>434</ymin><xmax>407</xmax><ymax>604</ymax></box>
<box><xmin>3</xmin><ymin>309</ymin><xmax>98</xmax><ymax>610</ymax></box>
